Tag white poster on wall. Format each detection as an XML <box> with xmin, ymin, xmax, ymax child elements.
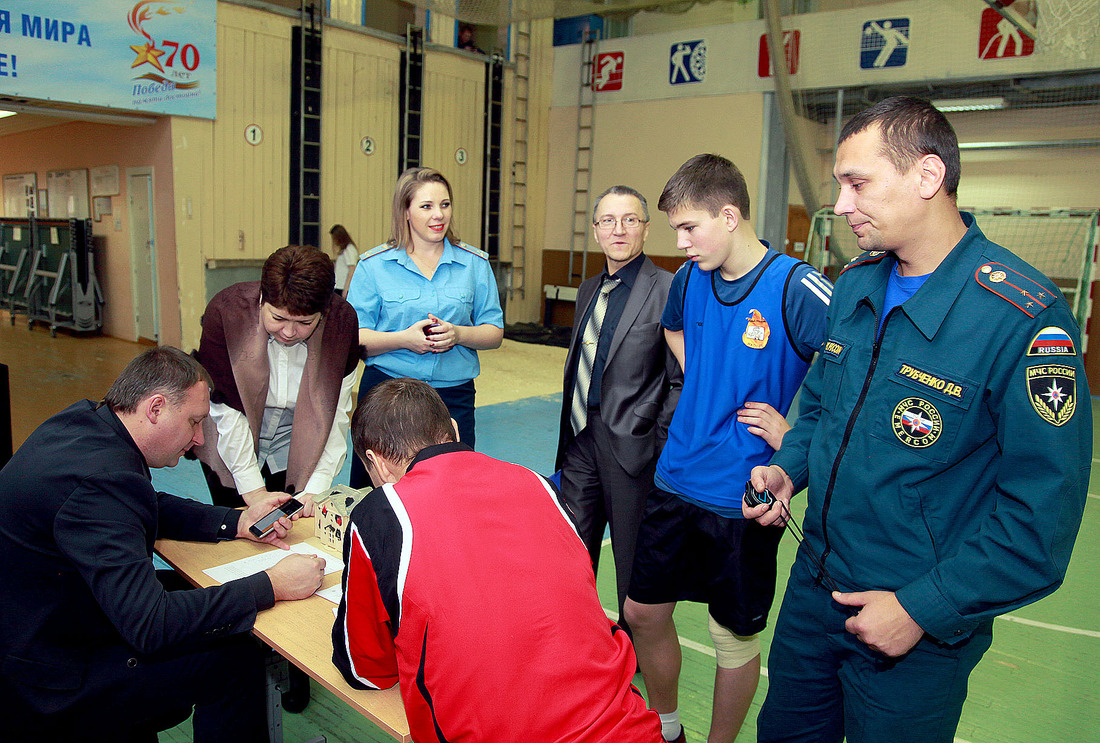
<box><xmin>2</xmin><ymin>172</ymin><xmax>37</xmax><ymax>217</ymax></box>
<box><xmin>90</xmin><ymin>165</ymin><xmax>120</xmax><ymax>197</ymax></box>
<box><xmin>47</xmin><ymin>169</ymin><xmax>90</xmax><ymax>219</ymax></box>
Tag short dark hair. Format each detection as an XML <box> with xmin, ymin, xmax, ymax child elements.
<box><xmin>839</xmin><ymin>95</ymin><xmax>961</xmax><ymax>197</ymax></box>
<box><xmin>104</xmin><ymin>346</ymin><xmax>212</xmax><ymax>414</ymax></box>
<box><xmin>260</xmin><ymin>245</ymin><xmax>335</xmax><ymax>316</ymax></box>
<box><xmin>351</xmin><ymin>378</ymin><xmax>456</xmax><ymax>468</ymax></box>
<box><xmin>592</xmin><ymin>185</ymin><xmax>650</xmax><ymax>223</ymax></box>
<box><xmin>658</xmin><ymin>153</ymin><xmax>750</xmax><ymax>219</ymax></box>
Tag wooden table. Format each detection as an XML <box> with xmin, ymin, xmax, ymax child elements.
<box><xmin>155</xmin><ymin>517</ymin><xmax>412</xmax><ymax>742</ymax></box>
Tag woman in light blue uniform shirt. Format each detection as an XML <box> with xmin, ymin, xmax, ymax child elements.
<box><xmin>346</xmin><ymin>167</ymin><xmax>503</xmax><ymax>487</ymax></box>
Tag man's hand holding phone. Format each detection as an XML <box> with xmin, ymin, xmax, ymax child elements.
<box><xmin>239</xmin><ymin>493</ymin><xmax>304</xmax><ymax>549</ymax></box>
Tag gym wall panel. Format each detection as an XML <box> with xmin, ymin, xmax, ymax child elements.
<box><xmin>171</xmin><ymin>3</ymin><xmax>293</xmax><ymax>348</ymax></box>
<box><xmin>543</xmin><ymin>92</ymin><xmax>765</xmax><ymax>274</ymax></box>
<box><xmin>207</xmin><ymin>4</ymin><xmax>292</xmax><ymax>260</ymax></box>
<box><xmin>321</xmin><ymin>27</ymin><xmax>401</xmax><ymax>252</ymax></box>
<box><xmin>172</xmin><ymin>115</ymin><xmax>216</xmax><ymax>350</ymax></box>
<box><xmin>421</xmin><ymin>53</ymin><xmax>485</xmax><ymax>252</ymax></box>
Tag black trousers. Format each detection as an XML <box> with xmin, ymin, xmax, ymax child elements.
<box><xmin>4</xmin><ymin>573</ymin><xmax>268</xmax><ymax>743</ymax></box>
<box><xmin>558</xmin><ymin>408</ymin><xmax>655</xmax><ymax>636</ymax></box>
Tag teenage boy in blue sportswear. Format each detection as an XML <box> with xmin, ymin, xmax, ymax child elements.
<box><xmin>623</xmin><ymin>154</ymin><xmax>831</xmax><ymax>743</ymax></box>
<box><xmin>747</xmin><ymin>96</ymin><xmax>1091</xmax><ymax>743</ymax></box>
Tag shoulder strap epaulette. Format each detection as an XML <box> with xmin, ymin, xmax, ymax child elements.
<box><xmin>362</xmin><ymin>243</ymin><xmax>396</xmax><ymax>259</ymax></box>
<box><xmin>455</xmin><ymin>241</ymin><xmax>490</xmax><ymax>260</ymax></box>
<box><xmin>838</xmin><ymin>250</ymin><xmax>888</xmax><ymax>276</ymax></box>
<box><xmin>974</xmin><ymin>262</ymin><xmax>1055</xmax><ymax>318</ymax></box>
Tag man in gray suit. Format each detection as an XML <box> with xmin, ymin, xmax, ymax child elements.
<box><xmin>556</xmin><ymin>185</ymin><xmax>681</xmax><ymax>635</ymax></box>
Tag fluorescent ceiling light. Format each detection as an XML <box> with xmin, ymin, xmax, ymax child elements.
<box><xmin>0</xmin><ymin>110</ymin><xmax>16</xmax><ymax>119</ymax></box>
<box><xmin>0</xmin><ymin>102</ymin><xmax>155</xmax><ymax>125</ymax></box>
<box><xmin>931</xmin><ymin>97</ymin><xmax>1006</xmax><ymax>112</ymax></box>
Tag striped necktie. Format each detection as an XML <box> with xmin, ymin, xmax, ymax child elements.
<box><xmin>570</xmin><ymin>276</ymin><xmax>620</xmax><ymax>435</ymax></box>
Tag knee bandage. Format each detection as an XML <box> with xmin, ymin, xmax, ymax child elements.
<box><xmin>708</xmin><ymin>614</ymin><xmax>760</xmax><ymax>669</ymax></box>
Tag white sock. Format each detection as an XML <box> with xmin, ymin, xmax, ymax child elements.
<box><xmin>659</xmin><ymin>710</ymin><xmax>681</xmax><ymax>741</ymax></box>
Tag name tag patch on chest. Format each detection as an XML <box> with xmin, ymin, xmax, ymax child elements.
<box><xmin>822</xmin><ymin>339</ymin><xmax>846</xmax><ymax>359</ymax></box>
<box><xmin>1027</xmin><ymin>364</ymin><xmax>1077</xmax><ymax>426</ymax></box>
<box><xmin>742</xmin><ymin>309</ymin><xmax>770</xmax><ymax>349</ymax></box>
<box><xmin>1027</xmin><ymin>326</ymin><xmax>1076</xmax><ymax>357</ymax></box>
<box><xmin>894</xmin><ymin>364</ymin><xmax>965</xmax><ymax>400</ymax></box>
<box><xmin>892</xmin><ymin>397</ymin><xmax>943</xmax><ymax>448</ymax></box>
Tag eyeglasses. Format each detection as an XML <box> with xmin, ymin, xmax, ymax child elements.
<box><xmin>595</xmin><ymin>215</ymin><xmax>647</xmax><ymax>231</ymax></box>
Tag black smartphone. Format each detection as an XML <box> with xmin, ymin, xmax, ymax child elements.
<box><xmin>248</xmin><ymin>497</ymin><xmax>305</xmax><ymax>539</ymax></box>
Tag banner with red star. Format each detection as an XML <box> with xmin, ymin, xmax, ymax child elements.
<box><xmin>0</xmin><ymin>0</ymin><xmax>215</xmax><ymax>119</ymax></box>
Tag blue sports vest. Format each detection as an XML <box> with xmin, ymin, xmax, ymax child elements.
<box><xmin>657</xmin><ymin>253</ymin><xmax>814</xmax><ymax>513</ymax></box>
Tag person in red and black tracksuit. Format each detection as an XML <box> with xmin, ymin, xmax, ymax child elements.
<box><xmin>331</xmin><ymin>377</ymin><xmax>662</xmax><ymax>742</ymax></box>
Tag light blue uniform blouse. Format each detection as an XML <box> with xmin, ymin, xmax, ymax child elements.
<box><xmin>346</xmin><ymin>238</ymin><xmax>504</xmax><ymax>387</ymax></box>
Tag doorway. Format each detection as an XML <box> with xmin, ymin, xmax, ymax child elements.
<box><xmin>127</xmin><ymin>168</ymin><xmax>159</xmax><ymax>343</ymax></box>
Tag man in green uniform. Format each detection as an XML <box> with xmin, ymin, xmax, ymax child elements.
<box><xmin>747</xmin><ymin>96</ymin><xmax>1091</xmax><ymax>742</ymax></box>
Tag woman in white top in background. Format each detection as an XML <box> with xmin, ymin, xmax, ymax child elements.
<box><xmin>330</xmin><ymin>224</ymin><xmax>358</xmax><ymax>295</ymax></box>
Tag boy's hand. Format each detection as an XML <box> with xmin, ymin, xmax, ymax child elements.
<box><xmin>738</xmin><ymin>401</ymin><xmax>791</xmax><ymax>451</ymax></box>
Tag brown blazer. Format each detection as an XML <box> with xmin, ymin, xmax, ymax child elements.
<box><xmin>193</xmin><ymin>282</ymin><xmax>359</xmax><ymax>491</ymax></box>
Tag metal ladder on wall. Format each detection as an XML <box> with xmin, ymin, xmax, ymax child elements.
<box><xmin>509</xmin><ymin>22</ymin><xmax>531</xmax><ymax>301</ymax></box>
<box><xmin>483</xmin><ymin>54</ymin><xmax>505</xmax><ymax>271</ymax></box>
<box><xmin>568</xmin><ymin>31</ymin><xmax>599</xmax><ymax>284</ymax></box>
<box><xmin>290</xmin><ymin>0</ymin><xmax>323</xmax><ymax>248</ymax></box>
<box><xmin>399</xmin><ymin>26</ymin><xmax>425</xmax><ymax>172</ymax></box>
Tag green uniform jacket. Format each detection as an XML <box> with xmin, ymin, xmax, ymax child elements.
<box><xmin>772</xmin><ymin>213</ymin><xmax>1091</xmax><ymax>645</ymax></box>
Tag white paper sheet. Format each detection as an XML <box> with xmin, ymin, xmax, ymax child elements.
<box><xmin>203</xmin><ymin>542</ymin><xmax>344</xmax><ymax>585</ymax></box>
<box><xmin>317</xmin><ymin>584</ymin><xmax>343</xmax><ymax>605</ymax></box>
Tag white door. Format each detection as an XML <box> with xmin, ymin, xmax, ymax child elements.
<box><xmin>128</xmin><ymin>170</ymin><xmax>159</xmax><ymax>342</ymax></box>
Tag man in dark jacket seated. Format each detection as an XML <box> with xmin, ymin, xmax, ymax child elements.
<box><xmin>0</xmin><ymin>346</ymin><xmax>325</xmax><ymax>742</ymax></box>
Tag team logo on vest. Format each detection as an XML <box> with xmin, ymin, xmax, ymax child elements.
<box><xmin>891</xmin><ymin>397</ymin><xmax>942</xmax><ymax>448</ymax></box>
<box><xmin>1027</xmin><ymin>364</ymin><xmax>1076</xmax><ymax>426</ymax></box>
<box><xmin>742</xmin><ymin>309</ymin><xmax>770</xmax><ymax>349</ymax></box>
<box><xmin>1027</xmin><ymin>326</ymin><xmax>1076</xmax><ymax>356</ymax></box>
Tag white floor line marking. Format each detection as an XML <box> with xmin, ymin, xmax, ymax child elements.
<box><xmin>1087</xmin><ymin>492</ymin><xmax>1100</xmax><ymax>501</ymax></box>
<box><xmin>997</xmin><ymin>614</ymin><xmax>1100</xmax><ymax>638</ymax></box>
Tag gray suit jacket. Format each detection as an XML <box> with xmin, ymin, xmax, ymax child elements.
<box><xmin>556</xmin><ymin>255</ymin><xmax>682</xmax><ymax>477</ymax></box>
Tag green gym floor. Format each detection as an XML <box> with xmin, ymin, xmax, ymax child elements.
<box><xmin>2</xmin><ymin>320</ymin><xmax>1096</xmax><ymax>742</ymax></box>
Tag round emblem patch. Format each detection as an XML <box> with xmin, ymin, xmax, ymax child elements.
<box><xmin>742</xmin><ymin>309</ymin><xmax>770</xmax><ymax>349</ymax></box>
<box><xmin>990</xmin><ymin>270</ymin><xmax>1007</xmax><ymax>283</ymax></box>
<box><xmin>891</xmin><ymin>397</ymin><xmax>943</xmax><ymax>448</ymax></box>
